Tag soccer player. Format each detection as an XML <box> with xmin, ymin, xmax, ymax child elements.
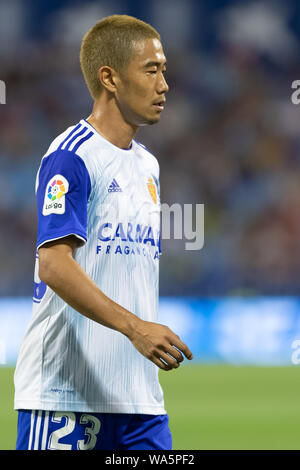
<box><xmin>14</xmin><ymin>15</ymin><xmax>193</xmax><ymax>451</ymax></box>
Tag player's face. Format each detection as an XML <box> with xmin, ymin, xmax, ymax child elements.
<box><xmin>115</xmin><ymin>38</ymin><xmax>169</xmax><ymax>126</ymax></box>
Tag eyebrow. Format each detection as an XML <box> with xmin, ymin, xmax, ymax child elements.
<box><xmin>143</xmin><ymin>60</ymin><xmax>167</xmax><ymax>68</ymax></box>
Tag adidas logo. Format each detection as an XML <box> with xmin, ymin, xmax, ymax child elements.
<box><xmin>108</xmin><ymin>178</ymin><xmax>122</xmax><ymax>193</ymax></box>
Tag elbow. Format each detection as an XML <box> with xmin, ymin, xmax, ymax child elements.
<box><xmin>38</xmin><ymin>266</ymin><xmax>49</xmax><ymax>285</ymax></box>
<box><xmin>38</xmin><ymin>238</ymin><xmax>75</xmax><ymax>285</ymax></box>
<box><xmin>38</xmin><ymin>250</ymin><xmax>55</xmax><ymax>285</ymax></box>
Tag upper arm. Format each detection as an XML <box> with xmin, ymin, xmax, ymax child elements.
<box><xmin>35</xmin><ymin>149</ymin><xmax>92</xmax><ymax>250</ymax></box>
<box><xmin>38</xmin><ymin>235</ymin><xmax>80</xmax><ymax>280</ymax></box>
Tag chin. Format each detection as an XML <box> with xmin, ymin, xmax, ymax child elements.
<box><xmin>130</xmin><ymin>111</ymin><xmax>161</xmax><ymax>127</ymax></box>
<box><xmin>142</xmin><ymin>115</ymin><xmax>161</xmax><ymax>126</ymax></box>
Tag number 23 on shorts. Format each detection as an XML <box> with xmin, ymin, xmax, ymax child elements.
<box><xmin>23</xmin><ymin>411</ymin><xmax>101</xmax><ymax>450</ymax></box>
<box><xmin>48</xmin><ymin>412</ymin><xmax>101</xmax><ymax>450</ymax></box>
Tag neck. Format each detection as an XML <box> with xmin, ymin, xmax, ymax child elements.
<box><xmin>86</xmin><ymin>94</ymin><xmax>138</xmax><ymax>150</ymax></box>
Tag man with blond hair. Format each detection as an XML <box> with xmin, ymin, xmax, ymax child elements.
<box><xmin>14</xmin><ymin>15</ymin><xmax>193</xmax><ymax>451</ymax></box>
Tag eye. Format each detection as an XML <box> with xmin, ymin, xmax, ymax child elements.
<box><xmin>147</xmin><ymin>70</ymin><xmax>157</xmax><ymax>74</ymax></box>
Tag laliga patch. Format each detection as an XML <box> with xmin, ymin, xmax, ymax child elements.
<box><xmin>43</xmin><ymin>174</ymin><xmax>69</xmax><ymax>215</ymax></box>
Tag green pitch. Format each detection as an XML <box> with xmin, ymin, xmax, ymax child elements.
<box><xmin>1</xmin><ymin>364</ymin><xmax>300</xmax><ymax>450</ymax></box>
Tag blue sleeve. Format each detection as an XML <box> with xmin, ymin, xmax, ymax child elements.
<box><xmin>36</xmin><ymin>149</ymin><xmax>92</xmax><ymax>249</ymax></box>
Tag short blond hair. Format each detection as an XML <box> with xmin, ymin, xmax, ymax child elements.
<box><xmin>80</xmin><ymin>14</ymin><xmax>161</xmax><ymax>100</ymax></box>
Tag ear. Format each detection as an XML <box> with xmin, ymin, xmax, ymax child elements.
<box><xmin>97</xmin><ymin>66</ymin><xmax>118</xmax><ymax>93</ymax></box>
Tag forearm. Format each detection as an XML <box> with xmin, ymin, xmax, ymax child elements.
<box><xmin>39</xmin><ymin>251</ymin><xmax>139</xmax><ymax>338</ymax></box>
<box><xmin>38</xmin><ymin>238</ymin><xmax>193</xmax><ymax>371</ymax></box>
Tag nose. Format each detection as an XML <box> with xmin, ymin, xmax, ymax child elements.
<box><xmin>157</xmin><ymin>72</ymin><xmax>169</xmax><ymax>94</ymax></box>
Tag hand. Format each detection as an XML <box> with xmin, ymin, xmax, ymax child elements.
<box><xmin>129</xmin><ymin>319</ymin><xmax>193</xmax><ymax>371</ymax></box>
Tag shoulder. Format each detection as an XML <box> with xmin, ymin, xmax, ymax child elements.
<box><xmin>43</xmin><ymin>120</ymin><xmax>96</xmax><ymax>161</ymax></box>
<box><xmin>36</xmin><ymin>120</ymin><xmax>96</xmax><ymax>193</ymax></box>
<box><xmin>133</xmin><ymin>139</ymin><xmax>160</xmax><ymax>176</ymax></box>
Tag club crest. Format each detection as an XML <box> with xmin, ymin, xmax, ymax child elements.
<box><xmin>147</xmin><ymin>177</ymin><xmax>157</xmax><ymax>204</ymax></box>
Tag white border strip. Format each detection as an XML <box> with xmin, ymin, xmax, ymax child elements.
<box><xmin>41</xmin><ymin>411</ymin><xmax>49</xmax><ymax>450</ymax></box>
<box><xmin>28</xmin><ymin>410</ymin><xmax>36</xmax><ymax>450</ymax></box>
<box><xmin>33</xmin><ymin>410</ymin><xmax>42</xmax><ymax>450</ymax></box>
<box><xmin>37</xmin><ymin>233</ymin><xmax>86</xmax><ymax>250</ymax></box>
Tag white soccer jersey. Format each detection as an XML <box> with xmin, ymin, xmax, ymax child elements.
<box><xmin>14</xmin><ymin>119</ymin><xmax>165</xmax><ymax>414</ymax></box>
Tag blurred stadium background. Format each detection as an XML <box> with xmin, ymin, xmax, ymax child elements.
<box><xmin>1</xmin><ymin>0</ymin><xmax>300</xmax><ymax>450</ymax></box>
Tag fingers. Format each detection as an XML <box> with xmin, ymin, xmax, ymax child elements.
<box><xmin>170</xmin><ymin>337</ymin><xmax>193</xmax><ymax>360</ymax></box>
<box><xmin>151</xmin><ymin>355</ymin><xmax>173</xmax><ymax>371</ymax></box>
<box><xmin>131</xmin><ymin>322</ymin><xmax>193</xmax><ymax>370</ymax></box>
<box><xmin>163</xmin><ymin>345</ymin><xmax>184</xmax><ymax>363</ymax></box>
<box><xmin>153</xmin><ymin>350</ymin><xmax>180</xmax><ymax>370</ymax></box>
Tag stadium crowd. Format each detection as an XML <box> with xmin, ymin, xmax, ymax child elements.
<box><xmin>1</xmin><ymin>0</ymin><xmax>300</xmax><ymax>296</ymax></box>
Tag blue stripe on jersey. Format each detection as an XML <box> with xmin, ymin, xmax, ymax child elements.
<box><xmin>64</xmin><ymin>126</ymin><xmax>88</xmax><ymax>151</ymax></box>
<box><xmin>58</xmin><ymin>123</ymin><xmax>82</xmax><ymax>151</ymax></box>
<box><xmin>134</xmin><ymin>139</ymin><xmax>153</xmax><ymax>155</ymax></box>
<box><xmin>72</xmin><ymin>131</ymin><xmax>93</xmax><ymax>153</ymax></box>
